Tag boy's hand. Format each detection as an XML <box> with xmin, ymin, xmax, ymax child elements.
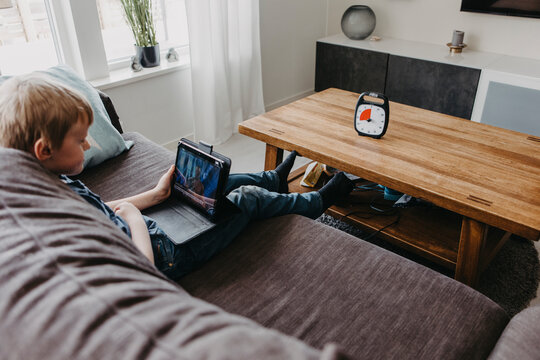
<box><xmin>113</xmin><ymin>202</ymin><xmax>143</xmax><ymax>222</ymax></box>
<box><xmin>153</xmin><ymin>165</ymin><xmax>175</xmax><ymax>203</ymax></box>
<box><xmin>106</xmin><ymin>165</ymin><xmax>176</xmax><ymax>211</ymax></box>
<box><xmin>113</xmin><ymin>202</ymin><xmax>154</xmax><ymax>265</ymax></box>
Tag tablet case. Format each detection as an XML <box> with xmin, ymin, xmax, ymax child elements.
<box><xmin>142</xmin><ymin>139</ymin><xmax>239</xmax><ymax>245</ymax></box>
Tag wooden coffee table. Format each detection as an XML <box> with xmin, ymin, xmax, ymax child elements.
<box><xmin>238</xmin><ymin>88</ymin><xmax>540</xmax><ymax>287</ymax></box>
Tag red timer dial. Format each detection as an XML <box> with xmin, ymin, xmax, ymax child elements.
<box><xmin>353</xmin><ymin>92</ymin><xmax>389</xmax><ymax>139</ymax></box>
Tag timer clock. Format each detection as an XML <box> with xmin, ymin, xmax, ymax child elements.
<box><xmin>354</xmin><ymin>92</ymin><xmax>389</xmax><ymax>139</ymax></box>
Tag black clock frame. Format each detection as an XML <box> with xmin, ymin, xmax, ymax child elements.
<box><xmin>354</xmin><ymin>92</ymin><xmax>390</xmax><ymax>139</ymax></box>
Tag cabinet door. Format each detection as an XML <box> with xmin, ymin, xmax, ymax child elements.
<box><xmin>315</xmin><ymin>42</ymin><xmax>387</xmax><ymax>94</ymax></box>
<box><xmin>385</xmin><ymin>55</ymin><xmax>480</xmax><ymax>119</ymax></box>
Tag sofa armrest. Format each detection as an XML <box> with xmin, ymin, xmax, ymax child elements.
<box><xmin>488</xmin><ymin>305</ymin><xmax>540</xmax><ymax>360</ymax></box>
<box><xmin>97</xmin><ymin>89</ymin><xmax>123</xmax><ymax>134</ymax></box>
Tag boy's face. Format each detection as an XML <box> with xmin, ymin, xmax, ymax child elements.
<box><xmin>38</xmin><ymin>115</ymin><xmax>91</xmax><ymax>176</ymax></box>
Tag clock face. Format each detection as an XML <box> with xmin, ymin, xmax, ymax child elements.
<box><xmin>355</xmin><ymin>104</ymin><xmax>386</xmax><ymax>136</ymax></box>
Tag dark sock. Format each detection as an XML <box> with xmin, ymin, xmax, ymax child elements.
<box><xmin>318</xmin><ymin>172</ymin><xmax>354</xmax><ymax>209</ymax></box>
<box><xmin>275</xmin><ymin>151</ymin><xmax>298</xmax><ymax>193</ymax></box>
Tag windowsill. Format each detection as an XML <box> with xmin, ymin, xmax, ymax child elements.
<box><xmin>90</xmin><ymin>52</ymin><xmax>190</xmax><ymax>90</ymax></box>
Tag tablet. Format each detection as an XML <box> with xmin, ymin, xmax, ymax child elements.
<box><xmin>172</xmin><ymin>138</ymin><xmax>231</xmax><ymax>220</ymax></box>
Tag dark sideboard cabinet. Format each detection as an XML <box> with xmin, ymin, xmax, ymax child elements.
<box><xmin>315</xmin><ymin>42</ymin><xmax>388</xmax><ymax>95</ymax></box>
<box><xmin>315</xmin><ymin>41</ymin><xmax>481</xmax><ymax>119</ymax></box>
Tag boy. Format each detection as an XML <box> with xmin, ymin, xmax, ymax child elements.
<box><xmin>0</xmin><ymin>74</ymin><xmax>354</xmax><ymax>281</ymax></box>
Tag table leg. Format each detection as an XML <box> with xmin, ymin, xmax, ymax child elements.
<box><xmin>455</xmin><ymin>217</ymin><xmax>488</xmax><ymax>287</ymax></box>
<box><xmin>264</xmin><ymin>144</ymin><xmax>283</xmax><ymax>171</ymax></box>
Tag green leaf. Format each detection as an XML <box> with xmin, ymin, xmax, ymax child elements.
<box><xmin>119</xmin><ymin>0</ymin><xmax>158</xmax><ymax>47</ymax></box>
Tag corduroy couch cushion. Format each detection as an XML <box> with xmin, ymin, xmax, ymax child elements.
<box><xmin>0</xmin><ymin>146</ymin><xmax>344</xmax><ymax>360</ymax></box>
<box><xmin>180</xmin><ymin>215</ymin><xmax>510</xmax><ymax>359</ymax></box>
<box><xmin>78</xmin><ymin>132</ymin><xmax>511</xmax><ymax>359</ymax></box>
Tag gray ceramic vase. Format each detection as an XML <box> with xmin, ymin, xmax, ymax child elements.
<box><xmin>341</xmin><ymin>5</ymin><xmax>376</xmax><ymax>40</ymax></box>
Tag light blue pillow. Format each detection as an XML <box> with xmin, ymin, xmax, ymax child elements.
<box><xmin>37</xmin><ymin>65</ymin><xmax>133</xmax><ymax>168</ymax></box>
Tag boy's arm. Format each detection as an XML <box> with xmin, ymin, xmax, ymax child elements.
<box><xmin>114</xmin><ymin>202</ymin><xmax>154</xmax><ymax>264</ymax></box>
<box><xmin>106</xmin><ymin>165</ymin><xmax>175</xmax><ymax>211</ymax></box>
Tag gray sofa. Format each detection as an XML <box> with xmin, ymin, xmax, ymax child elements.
<box><xmin>0</xmin><ymin>96</ymin><xmax>539</xmax><ymax>359</ymax></box>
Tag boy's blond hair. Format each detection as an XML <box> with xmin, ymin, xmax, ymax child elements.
<box><xmin>0</xmin><ymin>73</ymin><xmax>93</xmax><ymax>152</ymax></box>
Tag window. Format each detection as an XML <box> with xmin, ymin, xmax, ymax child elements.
<box><xmin>0</xmin><ymin>0</ymin><xmax>60</xmax><ymax>75</ymax></box>
<box><xmin>97</xmin><ymin>0</ymin><xmax>188</xmax><ymax>63</ymax></box>
<box><xmin>0</xmin><ymin>0</ymin><xmax>189</xmax><ymax>78</ymax></box>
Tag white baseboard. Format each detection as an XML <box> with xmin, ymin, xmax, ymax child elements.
<box><xmin>265</xmin><ymin>89</ymin><xmax>315</xmax><ymax>112</ymax></box>
<box><xmin>162</xmin><ymin>132</ymin><xmax>193</xmax><ymax>151</ymax></box>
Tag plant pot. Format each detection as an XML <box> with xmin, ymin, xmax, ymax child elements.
<box><xmin>341</xmin><ymin>5</ymin><xmax>376</xmax><ymax>40</ymax></box>
<box><xmin>135</xmin><ymin>44</ymin><xmax>160</xmax><ymax>68</ymax></box>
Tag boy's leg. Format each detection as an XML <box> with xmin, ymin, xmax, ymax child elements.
<box><xmin>224</xmin><ymin>171</ymin><xmax>279</xmax><ymax>194</ymax></box>
<box><xmin>228</xmin><ymin>171</ymin><xmax>354</xmax><ymax>221</ymax></box>
<box><xmin>158</xmin><ymin>212</ymin><xmax>251</xmax><ymax>281</ymax></box>
<box><xmin>228</xmin><ymin>186</ymin><xmax>324</xmax><ymax>220</ymax></box>
<box><xmin>224</xmin><ymin>151</ymin><xmax>298</xmax><ymax>194</ymax></box>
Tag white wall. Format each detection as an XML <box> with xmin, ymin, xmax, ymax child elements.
<box><xmin>259</xmin><ymin>0</ymin><xmax>328</xmax><ymax>109</ymax></box>
<box><xmin>102</xmin><ymin>69</ymin><xmax>195</xmax><ymax>147</ymax></box>
<box><xmin>327</xmin><ymin>0</ymin><xmax>540</xmax><ymax>60</ymax></box>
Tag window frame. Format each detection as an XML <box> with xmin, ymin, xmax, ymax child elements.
<box><xmin>50</xmin><ymin>0</ymin><xmax>109</xmax><ymax>80</ymax></box>
<box><xmin>0</xmin><ymin>0</ymin><xmax>187</xmax><ymax>80</ymax></box>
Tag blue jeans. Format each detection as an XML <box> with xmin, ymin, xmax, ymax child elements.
<box><xmin>151</xmin><ymin>170</ymin><xmax>324</xmax><ymax>281</ymax></box>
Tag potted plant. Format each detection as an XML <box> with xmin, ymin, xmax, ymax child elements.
<box><xmin>120</xmin><ymin>0</ymin><xmax>160</xmax><ymax>68</ymax></box>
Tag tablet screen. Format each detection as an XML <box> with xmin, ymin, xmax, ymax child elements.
<box><xmin>173</xmin><ymin>143</ymin><xmax>223</xmax><ymax>217</ymax></box>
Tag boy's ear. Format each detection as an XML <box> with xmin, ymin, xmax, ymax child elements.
<box><xmin>33</xmin><ymin>138</ymin><xmax>53</xmax><ymax>161</ymax></box>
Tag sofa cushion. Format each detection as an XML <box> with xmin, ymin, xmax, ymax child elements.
<box><xmin>40</xmin><ymin>65</ymin><xmax>133</xmax><ymax>169</ymax></box>
<box><xmin>0</xmin><ymin>147</ymin><xmax>344</xmax><ymax>360</ymax></box>
<box><xmin>179</xmin><ymin>215</ymin><xmax>510</xmax><ymax>359</ymax></box>
<box><xmin>488</xmin><ymin>305</ymin><xmax>540</xmax><ymax>360</ymax></box>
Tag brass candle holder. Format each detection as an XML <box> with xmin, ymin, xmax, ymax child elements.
<box><xmin>447</xmin><ymin>43</ymin><xmax>467</xmax><ymax>54</ymax></box>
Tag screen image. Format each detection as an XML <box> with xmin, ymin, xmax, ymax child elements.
<box><xmin>173</xmin><ymin>145</ymin><xmax>222</xmax><ymax>216</ymax></box>
<box><xmin>461</xmin><ymin>0</ymin><xmax>540</xmax><ymax>18</ymax></box>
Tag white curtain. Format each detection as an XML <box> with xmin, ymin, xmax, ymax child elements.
<box><xmin>185</xmin><ymin>0</ymin><xmax>265</xmax><ymax>145</ymax></box>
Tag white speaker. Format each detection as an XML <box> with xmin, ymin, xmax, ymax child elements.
<box><xmin>471</xmin><ymin>69</ymin><xmax>540</xmax><ymax>137</ymax></box>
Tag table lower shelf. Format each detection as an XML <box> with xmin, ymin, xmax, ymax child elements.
<box><xmin>288</xmin><ymin>164</ymin><xmax>506</xmax><ymax>273</ymax></box>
